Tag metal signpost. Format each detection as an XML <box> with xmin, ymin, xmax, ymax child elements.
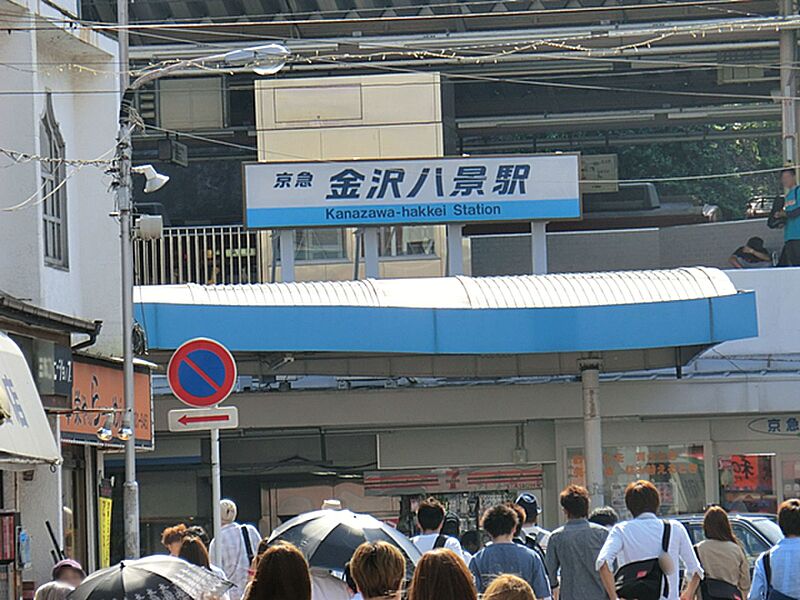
<box><xmin>167</xmin><ymin>338</ymin><xmax>239</xmax><ymax>549</ymax></box>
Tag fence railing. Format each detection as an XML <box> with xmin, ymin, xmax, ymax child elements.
<box><xmin>134</xmin><ymin>225</ymin><xmax>271</xmax><ymax>286</ymax></box>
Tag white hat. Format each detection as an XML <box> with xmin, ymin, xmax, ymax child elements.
<box><xmin>221</xmin><ymin>499</ymin><xmax>238</xmax><ymax>524</ymax></box>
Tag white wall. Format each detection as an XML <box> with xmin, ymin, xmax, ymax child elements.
<box><xmin>0</xmin><ymin>2</ymin><xmax>122</xmax><ymax>355</ymax></box>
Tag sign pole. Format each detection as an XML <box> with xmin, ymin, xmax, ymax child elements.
<box><xmin>446</xmin><ymin>223</ymin><xmax>464</xmax><ymax>276</ymax></box>
<box><xmin>210</xmin><ymin>428</ymin><xmax>222</xmax><ymax>552</ymax></box>
<box><xmin>363</xmin><ymin>228</ymin><xmax>379</xmax><ymax>278</ymax></box>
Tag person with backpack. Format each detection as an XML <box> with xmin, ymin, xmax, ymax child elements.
<box><xmin>411</xmin><ymin>497</ymin><xmax>468</xmax><ymax>562</ymax></box>
<box><xmin>469</xmin><ymin>503</ymin><xmax>552</xmax><ymax>599</ymax></box>
<box><xmin>748</xmin><ymin>498</ymin><xmax>800</xmax><ymax>600</ymax></box>
<box><xmin>596</xmin><ymin>480</ymin><xmax>702</xmax><ymax>600</ymax></box>
<box><xmin>694</xmin><ymin>506</ymin><xmax>749</xmax><ymax>600</ymax></box>
<box><xmin>516</xmin><ymin>494</ymin><xmax>551</xmax><ymax>554</ymax></box>
<box><xmin>209</xmin><ymin>499</ymin><xmax>263</xmax><ymax>600</ymax></box>
<box><xmin>776</xmin><ymin>169</ymin><xmax>800</xmax><ymax>267</ymax></box>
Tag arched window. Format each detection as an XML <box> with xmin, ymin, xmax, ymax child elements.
<box><xmin>41</xmin><ymin>93</ymin><xmax>68</xmax><ymax>268</ymax></box>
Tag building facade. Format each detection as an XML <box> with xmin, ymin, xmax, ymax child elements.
<box><xmin>0</xmin><ymin>0</ymin><xmax>127</xmax><ymax>590</ymax></box>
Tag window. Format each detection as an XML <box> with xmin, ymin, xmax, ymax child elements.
<box><xmin>567</xmin><ymin>444</ymin><xmax>706</xmax><ymax>518</ymax></box>
<box><xmin>159</xmin><ymin>77</ymin><xmax>223</xmax><ymax>130</ymax></box>
<box><xmin>274</xmin><ymin>229</ymin><xmax>348</xmax><ymax>262</ymax></box>
<box><xmin>378</xmin><ymin>226</ymin><xmax>437</xmax><ymax>257</ymax></box>
<box><xmin>718</xmin><ymin>454</ymin><xmax>777</xmax><ymax>514</ymax></box>
<box><xmin>41</xmin><ymin>94</ymin><xmax>68</xmax><ymax>268</ymax></box>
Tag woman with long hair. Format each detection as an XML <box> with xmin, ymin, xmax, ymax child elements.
<box><xmin>407</xmin><ymin>549</ymin><xmax>477</xmax><ymax>600</ymax></box>
<box><xmin>483</xmin><ymin>575</ymin><xmax>537</xmax><ymax>600</ymax></box>
<box><xmin>349</xmin><ymin>541</ymin><xmax>406</xmax><ymax>600</ymax></box>
<box><xmin>244</xmin><ymin>541</ymin><xmax>311</xmax><ymax>600</ymax></box>
<box><xmin>179</xmin><ymin>535</ymin><xmax>213</xmax><ymax>570</ymax></box>
<box><xmin>695</xmin><ymin>505</ymin><xmax>750</xmax><ymax>598</ymax></box>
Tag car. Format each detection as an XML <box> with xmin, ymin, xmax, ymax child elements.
<box><xmin>675</xmin><ymin>513</ymin><xmax>784</xmax><ymax>571</ymax></box>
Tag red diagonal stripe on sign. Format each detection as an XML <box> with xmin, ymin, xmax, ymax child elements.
<box><xmin>183</xmin><ymin>356</ymin><xmax>222</xmax><ymax>392</ymax></box>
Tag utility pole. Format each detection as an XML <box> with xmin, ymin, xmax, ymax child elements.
<box><xmin>780</xmin><ymin>0</ymin><xmax>798</xmax><ymax>169</ymax></box>
<box><xmin>117</xmin><ymin>0</ymin><xmax>140</xmax><ymax>560</ymax></box>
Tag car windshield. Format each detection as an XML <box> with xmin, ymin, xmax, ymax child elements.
<box><xmin>752</xmin><ymin>518</ymin><xmax>784</xmax><ymax>545</ymax></box>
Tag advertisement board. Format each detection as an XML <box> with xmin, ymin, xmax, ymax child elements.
<box><xmin>61</xmin><ymin>357</ymin><xmax>153</xmax><ymax>449</ymax></box>
<box><xmin>243</xmin><ymin>154</ymin><xmax>580</xmax><ymax>229</ymax></box>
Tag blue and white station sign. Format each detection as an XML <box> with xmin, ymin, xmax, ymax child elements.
<box><xmin>243</xmin><ymin>154</ymin><xmax>581</xmax><ymax>228</ymax></box>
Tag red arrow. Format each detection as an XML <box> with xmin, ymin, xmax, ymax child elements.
<box><xmin>178</xmin><ymin>413</ymin><xmax>231</xmax><ymax>426</ymax></box>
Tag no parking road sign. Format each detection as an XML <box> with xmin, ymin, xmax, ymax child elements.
<box><xmin>167</xmin><ymin>338</ymin><xmax>237</xmax><ymax>408</ymax></box>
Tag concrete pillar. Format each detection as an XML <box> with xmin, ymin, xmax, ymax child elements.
<box><xmin>579</xmin><ymin>358</ymin><xmax>604</xmax><ymax>508</ymax></box>
<box><xmin>447</xmin><ymin>223</ymin><xmax>464</xmax><ymax>276</ymax></box>
<box><xmin>780</xmin><ymin>0</ymin><xmax>798</xmax><ymax>167</ymax></box>
<box><xmin>363</xmin><ymin>228</ymin><xmax>379</xmax><ymax>279</ymax></box>
<box><xmin>279</xmin><ymin>230</ymin><xmax>295</xmax><ymax>282</ymax></box>
<box><xmin>531</xmin><ymin>221</ymin><xmax>548</xmax><ymax>274</ymax></box>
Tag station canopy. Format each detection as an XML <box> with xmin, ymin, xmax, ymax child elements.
<box><xmin>135</xmin><ymin>267</ymin><xmax>757</xmax><ymax>378</ymax></box>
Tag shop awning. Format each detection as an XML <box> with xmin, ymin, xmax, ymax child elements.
<box><xmin>135</xmin><ymin>267</ymin><xmax>758</xmax><ymax>377</ymax></box>
<box><xmin>0</xmin><ymin>333</ymin><xmax>61</xmax><ymax>465</ymax></box>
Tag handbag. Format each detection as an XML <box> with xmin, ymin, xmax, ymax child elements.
<box><xmin>764</xmin><ymin>550</ymin><xmax>800</xmax><ymax>600</ymax></box>
<box><xmin>700</xmin><ymin>578</ymin><xmax>742</xmax><ymax>600</ymax></box>
<box><xmin>615</xmin><ymin>521</ymin><xmax>670</xmax><ymax>600</ymax></box>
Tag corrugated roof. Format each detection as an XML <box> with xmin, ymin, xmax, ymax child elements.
<box><xmin>135</xmin><ymin>267</ymin><xmax>739</xmax><ymax>309</ymax></box>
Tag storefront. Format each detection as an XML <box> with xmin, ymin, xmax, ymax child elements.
<box><xmin>61</xmin><ymin>355</ymin><xmax>153</xmax><ymax>570</ymax></box>
<box><xmin>0</xmin><ymin>331</ymin><xmax>62</xmax><ymax>600</ymax></box>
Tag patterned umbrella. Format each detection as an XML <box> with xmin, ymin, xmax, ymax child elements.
<box><xmin>68</xmin><ymin>556</ymin><xmax>233</xmax><ymax>600</ymax></box>
<box><xmin>267</xmin><ymin>509</ymin><xmax>421</xmax><ymax>578</ymax></box>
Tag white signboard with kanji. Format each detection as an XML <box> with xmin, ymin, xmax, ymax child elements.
<box><xmin>243</xmin><ymin>154</ymin><xmax>580</xmax><ymax>228</ymax></box>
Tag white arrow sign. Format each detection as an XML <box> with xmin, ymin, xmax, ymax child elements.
<box><xmin>168</xmin><ymin>406</ymin><xmax>239</xmax><ymax>432</ymax></box>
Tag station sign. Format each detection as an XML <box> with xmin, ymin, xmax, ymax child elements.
<box><xmin>243</xmin><ymin>154</ymin><xmax>581</xmax><ymax>229</ymax></box>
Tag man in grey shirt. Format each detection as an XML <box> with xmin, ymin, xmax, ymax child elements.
<box><xmin>545</xmin><ymin>485</ymin><xmax>609</xmax><ymax>600</ymax></box>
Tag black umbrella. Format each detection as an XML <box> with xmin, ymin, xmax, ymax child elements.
<box><xmin>68</xmin><ymin>556</ymin><xmax>233</xmax><ymax>600</ymax></box>
<box><xmin>267</xmin><ymin>509</ymin><xmax>421</xmax><ymax>578</ymax></box>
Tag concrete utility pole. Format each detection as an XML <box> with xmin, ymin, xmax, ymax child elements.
<box><xmin>579</xmin><ymin>358</ymin><xmax>604</xmax><ymax>509</ymax></box>
<box><xmin>780</xmin><ymin>0</ymin><xmax>798</xmax><ymax>168</ymax></box>
<box><xmin>116</xmin><ymin>0</ymin><xmax>141</xmax><ymax>561</ymax></box>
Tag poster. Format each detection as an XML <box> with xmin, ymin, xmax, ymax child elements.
<box><xmin>98</xmin><ymin>480</ymin><xmax>113</xmax><ymax>569</ymax></box>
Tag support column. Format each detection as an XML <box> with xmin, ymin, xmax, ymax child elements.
<box><xmin>579</xmin><ymin>358</ymin><xmax>604</xmax><ymax>508</ymax></box>
<box><xmin>447</xmin><ymin>223</ymin><xmax>464</xmax><ymax>276</ymax></box>
<box><xmin>279</xmin><ymin>229</ymin><xmax>295</xmax><ymax>282</ymax></box>
<box><xmin>363</xmin><ymin>227</ymin><xmax>380</xmax><ymax>279</ymax></box>
<box><xmin>531</xmin><ymin>221</ymin><xmax>548</xmax><ymax>274</ymax></box>
<box><xmin>780</xmin><ymin>0</ymin><xmax>798</xmax><ymax>166</ymax></box>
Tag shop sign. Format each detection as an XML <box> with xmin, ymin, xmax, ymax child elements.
<box><xmin>61</xmin><ymin>358</ymin><xmax>153</xmax><ymax>449</ymax></box>
<box><xmin>748</xmin><ymin>415</ymin><xmax>800</xmax><ymax>437</ymax></box>
<box><xmin>364</xmin><ymin>466</ymin><xmax>543</xmax><ymax>496</ymax></box>
<box><xmin>243</xmin><ymin>154</ymin><xmax>581</xmax><ymax>228</ymax></box>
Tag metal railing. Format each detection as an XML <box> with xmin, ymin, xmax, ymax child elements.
<box><xmin>134</xmin><ymin>225</ymin><xmax>270</xmax><ymax>285</ymax></box>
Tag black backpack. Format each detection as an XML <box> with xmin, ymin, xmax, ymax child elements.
<box><xmin>433</xmin><ymin>534</ymin><xmax>448</xmax><ymax>549</ymax></box>
<box><xmin>768</xmin><ymin>196</ymin><xmax>787</xmax><ymax>229</ymax></box>
<box><xmin>615</xmin><ymin>521</ymin><xmax>671</xmax><ymax>600</ymax></box>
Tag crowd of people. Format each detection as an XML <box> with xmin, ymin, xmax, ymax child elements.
<box><xmin>33</xmin><ymin>481</ymin><xmax>800</xmax><ymax>600</ymax></box>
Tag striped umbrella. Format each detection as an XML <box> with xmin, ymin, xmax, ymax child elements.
<box><xmin>267</xmin><ymin>509</ymin><xmax>421</xmax><ymax>578</ymax></box>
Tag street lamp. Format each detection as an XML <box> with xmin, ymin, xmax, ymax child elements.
<box><xmin>112</xmin><ymin>42</ymin><xmax>290</xmax><ymax>560</ymax></box>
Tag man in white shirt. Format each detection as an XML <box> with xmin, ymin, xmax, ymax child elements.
<box><xmin>411</xmin><ymin>497</ymin><xmax>468</xmax><ymax>563</ymax></box>
<box><xmin>596</xmin><ymin>480</ymin><xmax>702</xmax><ymax>600</ymax></box>
<box><xmin>209</xmin><ymin>499</ymin><xmax>262</xmax><ymax>600</ymax></box>
<box><xmin>516</xmin><ymin>493</ymin><xmax>550</xmax><ymax>554</ymax></box>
